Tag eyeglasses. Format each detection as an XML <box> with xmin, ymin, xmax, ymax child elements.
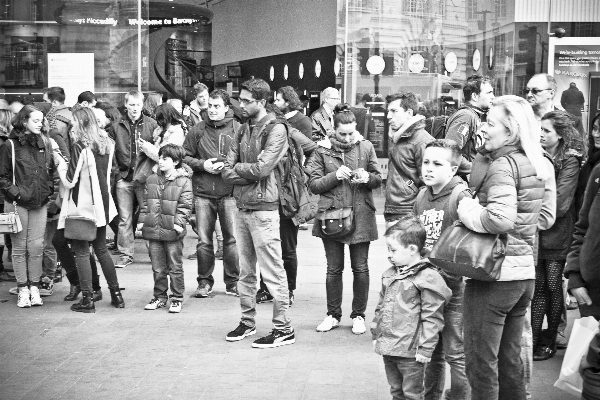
<box><xmin>238</xmin><ymin>98</ymin><xmax>258</xmax><ymax>105</ymax></box>
<box><xmin>523</xmin><ymin>88</ymin><xmax>551</xmax><ymax>95</ymax></box>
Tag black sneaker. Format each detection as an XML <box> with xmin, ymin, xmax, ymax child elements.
<box><xmin>256</xmin><ymin>289</ymin><xmax>274</xmax><ymax>303</ymax></box>
<box><xmin>252</xmin><ymin>329</ymin><xmax>295</xmax><ymax>349</ymax></box>
<box><xmin>226</xmin><ymin>322</ymin><xmax>257</xmax><ymax>342</ymax></box>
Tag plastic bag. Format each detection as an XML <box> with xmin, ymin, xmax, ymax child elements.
<box><xmin>554</xmin><ymin>316</ymin><xmax>600</xmax><ymax>396</ymax></box>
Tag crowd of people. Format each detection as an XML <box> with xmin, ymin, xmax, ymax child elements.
<box><xmin>0</xmin><ymin>71</ymin><xmax>598</xmax><ymax>399</ymax></box>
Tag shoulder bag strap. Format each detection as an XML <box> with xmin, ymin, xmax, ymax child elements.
<box><xmin>9</xmin><ymin>140</ymin><xmax>18</xmax><ymax>216</ymax></box>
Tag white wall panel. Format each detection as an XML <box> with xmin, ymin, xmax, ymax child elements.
<box><xmin>515</xmin><ymin>0</ymin><xmax>600</xmax><ymax>22</ymax></box>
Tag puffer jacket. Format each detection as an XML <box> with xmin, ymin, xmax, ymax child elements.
<box><xmin>371</xmin><ymin>260</ymin><xmax>451</xmax><ymax>359</ymax></box>
<box><xmin>222</xmin><ymin>114</ymin><xmax>288</xmax><ymax>211</ymax></box>
<box><xmin>385</xmin><ymin>115</ymin><xmax>434</xmax><ymax>218</ymax></box>
<box><xmin>459</xmin><ymin>146</ymin><xmax>545</xmax><ymax>281</ymax></box>
<box><xmin>308</xmin><ymin>134</ymin><xmax>381</xmax><ymax>245</ymax></box>
<box><xmin>183</xmin><ymin>110</ymin><xmax>239</xmax><ymax>198</ymax></box>
<box><xmin>141</xmin><ymin>167</ymin><xmax>193</xmax><ymax>242</ymax></box>
<box><xmin>0</xmin><ymin>131</ymin><xmax>56</xmax><ymax>210</ymax></box>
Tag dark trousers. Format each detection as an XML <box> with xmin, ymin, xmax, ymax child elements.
<box><xmin>383</xmin><ymin>355</ymin><xmax>426</xmax><ymax>400</ymax></box>
<box><xmin>464</xmin><ymin>279</ymin><xmax>534</xmax><ymax>400</ymax></box>
<box><xmin>260</xmin><ymin>217</ymin><xmax>299</xmax><ymax>292</ymax></box>
<box><xmin>322</xmin><ymin>239</ymin><xmax>370</xmax><ymax>320</ymax></box>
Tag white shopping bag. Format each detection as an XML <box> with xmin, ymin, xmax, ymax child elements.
<box><xmin>554</xmin><ymin>316</ymin><xmax>600</xmax><ymax>397</ymax></box>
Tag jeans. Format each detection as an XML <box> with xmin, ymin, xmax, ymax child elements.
<box><xmin>322</xmin><ymin>239</ymin><xmax>370</xmax><ymax>320</ymax></box>
<box><xmin>149</xmin><ymin>240</ymin><xmax>184</xmax><ymax>300</ymax></box>
<box><xmin>194</xmin><ymin>196</ymin><xmax>238</xmax><ymax>287</ymax></box>
<box><xmin>236</xmin><ymin>209</ymin><xmax>291</xmax><ymax>330</ymax></box>
<box><xmin>521</xmin><ymin>308</ymin><xmax>533</xmax><ymax>397</ymax></box>
<box><xmin>260</xmin><ymin>217</ymin><xmax>299</xmax><ymax>292</ymax></box>
<box><xmin>42</xmin><ymin>219</ymin><xmax>58</xmax><ymax>279</ymax></box>
<box><xmin>383</xmin><ymin>355</ymin><xmax>426</xmax><ymax>400</ymax></box>
<box><xmin>70</xmin><ymin>226</ymin><xmax>119</xmax><ymax>293</ymax></box>
<box><xmin>464</xmin><ymin>279</ymin><xmax>534</xmax><ymax>400</ymax></box>
<box><xmin>9</xmin><ymin>203</ymin><xmax>46</xmax><ymax>287</ymax></box>
<box><xmin>53</xmin><ymin>228</ymin><xmax>101</xmax><ymax>290</ymax></box>
<box><xmin>115</xmin><ymin>179</ymin><xmax>145</xmax><ymax>258</ymax></box>
<box><xmin>425</xmin><ymin>278</ymin><xmax>470</xmax><ymax>400</ymax></box>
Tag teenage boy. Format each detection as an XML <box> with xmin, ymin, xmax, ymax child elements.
<box><xmin>414</xmin><ymin>139</ymin><xmax>472</xmax><ymax>400</ymax></box>
<box><xmin>372</xmin><ymin>215</ymin><xmax>451</xmax><ymax>400</ymax></box>
<box><xmin>142</xmin><ymin>144</ymin><xmax>193</xmax><ymax>313</ymax></box>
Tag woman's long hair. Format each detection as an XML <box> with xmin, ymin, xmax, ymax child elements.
<box><xmin>541</xmin><ymin>110</ymin><xmax>582</xmax><ymax>169</ymax></box>
<box><xmin>11</xmin><ymin>105</ymin><xmax>53</xmax><ymax>163</ymax></box>
<box><xmin>72</xmin><ymin>108</ymin><xmax>110</xmax><ymax>155</ymax></box>
<box><xmin>491</xmin><ymin>95</ymin><xmax>549</xmax><ymax>181</ymax></box>
<box><xmin>155</xmin><ymin>103</ymin><xmax>182</xmax><ymax>130</ymax></box>
<box><xmin>143</xmin><ymin>92</ymin><xmax>163</xmax><ymax>118</ymax></box>
<box><xmin>0</xmin><ymin>109</ymin><xmax>14</xmax><ymax>138</ymax></box>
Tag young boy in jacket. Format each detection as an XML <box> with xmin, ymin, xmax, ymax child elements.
<box><xmin>371</xmin><ymin>215</ymin><xmax>451</xmax><ymax>400</ymax></box>
<box><xmin>142</xmin><ymin>144</ymin><xmax>193</xmax><ymax>313</ymax></box>
<box><xmin>413</xmin><ymin>139</ymin><xmax>472</xmax><ymax>400</ymax></box>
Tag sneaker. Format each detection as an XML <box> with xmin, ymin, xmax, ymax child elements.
<box><xmin>556</xmin><ymin>332</ymin><xmax>568</xmax><ymax>349</ymax></box>
<box><xmin>316</xmin><ymin>315</ymin><xmax>339</xmax><ymax>332</ymax></box>
<box><xmin>30</xmin><ymin>286</ymin><xmax>43</xmax><ymax>306</ymax></box>
<box><xmin>214</xmin><ymin>248</ymin><xmax>223</xmax><ymax>260</ymax></box>
<box><xmin>144</xmin><ymin>297</ymin><xmax>167</xmax><ymax>310</ymax></box>
<box><xmin>115</xmin><ymin>256</ymin><xmax>133</xmax><ymax>268</ymax></box>
<box><xmin>17</xmin><ymin>287</ymin><xmax>31</xmax><ymax>308</ymax></box>
<box><xmin>169</xmin><ymin>299</ymin><xmax>182</xmax><ymax>313</ymax></box>
<box><xmin>256</xmin><ymin>289</ymin><xmax>274</xmax><ymax>303</ymax></box>
<box><xmin>0</xmin><ymin>271</ymin><xmax>16</xmax><ymax>282</ymax></box>
<box><xmin>107</xmin><ymin>241</ymin><xmax>118</xmax><ymax>251</ymax></box>
<box><xmin>225</xmin><ymin>285</ymin><xmax>239</xmax><ymax>297</ymax></box>
<box><xmin>39</xmin><ymin>277</ymin><xmax>54</xmax><ymax>297</ymax></box>
<box><xmin>252</xmin><ymin>329</ymin><xmax>296</xmax><ymax>349</ymax></box>
<box><xmin>298</xmin><ymin>223</ymin><xmax>309</xmax><ymax>230</ymax></box>
<box><xmin>187</xmin><ymin>252</ymin><xmax>197</xmax><ymax>260</ymax></box>
<box><xmin>226</xmin><ymin>322</ymin><xmax>257</xmax><ymax>342</ymax></box>
<box><xmin>289</xmin><ymin>290</ymin><xmax>294</xmax><ymax>307</ymax></box>
<box><xmin>352</xmin><ymin>316</ymin><xmax>366</xmax><ymax>335</ymax></box>
<box><xmin>9</xmin><ymin>286</ymin><xmax>18</xmax><ymax>295</ymax></box>
<box><xmin>194</xmin><ymin>282</ymin><xmax>212</xmax><ymax>298</ymax></box>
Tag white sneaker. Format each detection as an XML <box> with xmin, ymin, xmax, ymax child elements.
<box><xmin>17</xmin><ymin>287</ymin><xmax>31</xmax><ymax>308</ymax></box>
<box><xmin>169</xmin><ymin>299</ymin><xmax>182</xmax><ymax>313</ymax></box>
<box><xmin>352</xmin><ymin>316</ymin><xmax>366</xmax><ymax>335</ymax></box>
<box><xmin>30</xmin><ymin>286</ymin><xmax>43</xmax><ymax>306</ymax></box>
<box><xmin>316</xmin><ymin>315</ymin><xmax>339</xmax><ymax>332</ymax></box>
<box><xmin>144</xmin><ymin>297</ymin><xmax>167</xmax><ymax>310</ymax></box>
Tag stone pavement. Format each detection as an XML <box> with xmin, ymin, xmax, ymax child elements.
<box><xmin>0</xmin><ymin>221</ymin><xmax>579</xmax><ymax>400</ymax></box>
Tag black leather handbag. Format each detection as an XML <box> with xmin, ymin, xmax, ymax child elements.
<box><xmin>429</xmin><ymin>154</ymin><xmax>519</xmax><ymax>281</ymax></box>
<box><xmin>315</xmin><ymin>186</ymin><xmax>356</xmax><ymax>240</ymax></box>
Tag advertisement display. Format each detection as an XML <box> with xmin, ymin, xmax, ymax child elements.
<box><xmin>548</xmin><ymin>37</ymin><xmax>600</xmax><ymax>127</ymax></box>
<box><xmin>48</xmin><ymin>53</ymin><xmax>94</xmax><ymax>106</ymax></box>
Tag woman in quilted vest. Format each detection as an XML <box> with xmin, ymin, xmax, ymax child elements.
<box><xmin>457</xmin><ymin>96</ymin><xmax>548</xmax><ymax>400</ymax></box>
<box><xmin>56</xmin><ymin>108</ymin><xmax>123</xmax><ymax>313</ymax></box>
<box><xmin>308</xmin><ymin>104</ymin><xmax>381</xmax><ymax>336</ymax></box>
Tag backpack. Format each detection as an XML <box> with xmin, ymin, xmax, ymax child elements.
<box><xmin>424</xmin><ymin>115</ymin><xmax>449</xmax><ymax>140</ymax></box>
<box><xmin>263</xmin><ymin>119</ymin><xmax>317</xmax><ymax>224</ymax></box>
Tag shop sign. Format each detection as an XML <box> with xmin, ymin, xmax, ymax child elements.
<box><xmin>473</xmin><ymin>49</ymin><xmax>481</xmax><ymax>71</ymax></box>
<box><xmin>284</xmin><ymin>64</ymin><xmax>289</xmax><ymax>80</ymax></box>
<box><xmin>299</xmin><ymin>63</ymin><xmax>304</xmax><ymax>79</ymax></box>
<box><xmin>269</xmin><ymin>66</ymin><xmax>274</xmax><ymax>81</ymax></box>
<box><xmin>444</xmin><ymin>52</ymin><xmax>458</xmax><ymax>73</ymax></box>
<box><xmin>48</xmin><ymin>53</ymin><xmax>94</xmax><ymax>107</ymax></box>
<box><xmin>334</xmin><ymin>58</ymin><xmax>341</xmax><ymax>76</ymax></box>
<box><xmin>366</xmin><ymin>55</ymin><xmax>385</xmax><ymax>75</ymax></box>
<box><xmin>315</xmin><ymin>60</ymin><xmax>321</xmax><ymax>78</ymax></box>
<box><xmin>408</xmin><ymin>54</ymin><xmax>425</xmax><ymax>73</ymax></box>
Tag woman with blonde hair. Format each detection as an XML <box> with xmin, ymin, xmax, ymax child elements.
<box><xmin>55</xmin><ymin>107</ymin><xmax>123</xmax><ymax>313</ymax></box>
<box><xmin>456</xmin><ymin>95</ymin><xmax>550</xmax><ymax>399</ymax></box>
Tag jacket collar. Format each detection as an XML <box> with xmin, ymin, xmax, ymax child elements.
<box><xmin>426</xmin><ymin>176</ymin><xmax>466</xmax><ymax>200</ymax></box>
<box><xmin>391</xmin><ymin>115</ymin><xmax>426</xmax><ymax>143</ymax></box>
<box><xmin>383</xmin><ymin>259</ymin><xmax>431</xmax><ymax>280</ymax></box>
<box><xmin>10</xmin><ymin>130</ymin><xmax>44</xmax><ymax>148</ymax></box>
<box><xmin>189</xmin><ymin>100</ymin><xmax>206</xmax><ymax>115</ymax></box>
<box><xmin>205</xmin><ymin>109</ymin><xmax>234</xmax><ymax>128</ymax></box>
<box><xmin>158</xmin><ymin>163</ymin><xmax>192</xmax><ymax>181</ymax></box>
<box><xmin>489</xmin><ymin>144</ymin><xmax>521</xmax><ymax>161</ymax></box>
<box><xmin>316</xmin><ymin>133</ymin><xmax>365</xmax><ymax>149</ymax></box>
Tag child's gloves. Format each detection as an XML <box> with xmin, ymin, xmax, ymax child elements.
<box><xmin>415</xmin><ymin>354</ymin><xmax>431</xmax><ymax>363</ymax></box>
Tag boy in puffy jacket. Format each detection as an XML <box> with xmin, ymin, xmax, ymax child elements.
<box><xmin>142</xmin><ymin>144</ymin><xmax>193</xmax><ymax>313</ymax></box>
<box><xmin>371</xmin><ymin>215</ymin><xmax>451</xmax><ymax>400</ymax></box>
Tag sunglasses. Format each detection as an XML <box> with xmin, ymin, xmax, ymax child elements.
<box><xmin>523</xmin><ymin>88</ymin><xmax>551</xmax><ymax>95</ymax></box>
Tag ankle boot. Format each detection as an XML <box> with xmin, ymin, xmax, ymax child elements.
<box><xmin>109</xmin><ymin>287</ymin><xmax>125</xmax><ymax>308</ymax></box>
<box><xmin>70</xmin><ymin>291</ymin><xmax>95</xmax><ymax>313</ymax></box>
<box><xmin>64</xmin><ymin>284</ymin><xmax>81</xmax><ymax>301</ymax></box>
<box><xmin>92</xmin><ymin>289</ymin><xmax>103</xmax><ymax>302</ymax></box>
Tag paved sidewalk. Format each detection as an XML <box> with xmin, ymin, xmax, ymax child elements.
<box><xmin>0</xmin><ymin>223</ymin><xmax>577</xmax><ymax>400</ymax></box>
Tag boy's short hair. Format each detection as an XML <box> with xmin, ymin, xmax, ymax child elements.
<box><xmin>47</xmin><ymin>87</ymin><xmax>66</xmax><ymax>104</ymax></box>
<box><xmin>384</xmin><ymin>215</ymin><xmax>426</xmax><ymax>254</ymax></box>
<box><xmin>209</xmin><ymin>89</ymin><xmax>231</xmax><ymax>106</ymax></box>
<box><xmin>385</xmin><ymin>92</ymin><xmax>419</xmax><ymax>114</ymax></box>
<box><xmin>158</xmin><ymin>143</ymin><xmax>185</xmax><ymax>168</ymax></box>
<box><xmin>425</xmin><ymin>139</ymin><xmax>462</xmax><ymax>167</ymax></box>
<box><xmin>240</xmin><ymin>78</ymin><xmax>271</xmax><ymax>102</ymax></box>
<box><xmin>463</xmin><ymin>75</ymin><xmax>493</xmax><ymax>102</ymax></box>
<box><xmin>124</xmin><ymin>90</ymin><xmax>144</xmax><ymax>103</ymax></box>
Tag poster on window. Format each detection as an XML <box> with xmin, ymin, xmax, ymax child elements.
<box><xmin>48</xmin><ymin>53</ymin><xmax>94</xmax><ymax>107</ymax></box>
<box><xmin>548</xmin><ymin>37</ymin><xmax>600</xmax><ymax>125</ymax></box>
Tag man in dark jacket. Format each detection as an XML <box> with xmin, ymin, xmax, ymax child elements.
<box><xmin>112</xmin><ymin>91</ymin><xmax>158</xmax><ymax>267</ymax></box>
<box><xmin>223</xmin><ymin>78</ymin><xmax>295</xmax><ymax>348</ymax></box>
<box><xmin>561</xmin><ymin>82</ymin><xmax>585</xmax><ymax>117</ymax></box>
<box><xmin>274</xmin><ymin>86</ymin><xmax>312</xmax><ymax>139</ymax></box>
<box><xmin>183</xmin><ymin>89</ymin><xmax>240</xmax><ymax>298</ymax></box>
<box><xmin>445</xmin><ymin>75</ymin><xmax>495</xmax><ymax>168</ymax></box>
<box><xmin>310</xmin><ymin>87</ymin><xmax>340</xmax><ymax>142</ymax></box>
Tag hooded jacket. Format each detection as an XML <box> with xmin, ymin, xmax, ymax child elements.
<box><xmin>308</xmin><ymin>134</ymin><xmax>381</xmax><ymax>245</ymax></box>
<box><xmin>385</xmin><ymin>115</ymin><xmax>434</xmax><ymax>218</ymax></box>
<box><xmin>183</xmin><ymin>109</ymin><xmax>239</xmax><ymax>198</ymax></box>
<box><xmin>187</xmin><ymin>100</ymin><xmax>208</xmax><ymax>127</ymax></box>
<box><xmin>222</xmin><ymin>114</ymin><xmax>288</xmax><ymax>211</ymax></box>
<box><xmin>141</xmin><ymin>167</ymin><xmax>193</xmax><ymax>242</ymax></box>
<box><xmin>371</xmin><ymin>260</ymin><xmax>451</xmax><ymax>359</ymax></box>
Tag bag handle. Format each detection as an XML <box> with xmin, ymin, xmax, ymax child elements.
<box><xmin>471</xmin><ymin>152</ymin><xmax>521</xmax><ymax>199</ymax></box>
<box><xmin>8</xmin><ymin>139</ymin><xmax>18</xmax><ymax>216</ymax></box>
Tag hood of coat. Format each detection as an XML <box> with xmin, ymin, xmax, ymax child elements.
<box><xmin>316</xmin><ymin>132</ymin><xmax>365</xmax><ymax>149</ymax></box>
<box><xmin>189</xmin><ymin>99</ymin><xmax>207</xmax><ymax>115</ymax></box>
<box><xmin>153</xmin><ymin>123</ymin><xmax>185</xmax><ymax>144</ymax></box>
<box><xmin>157</xmin><ymin>163</ymin><xmax>192</xmax><ymax>181</ymax></box>
<box><xmin>425</xmin><ymin>175</ymin><xmax>467</xmax><ymax>201</ymax></box>
<box><xmin>205</xmin><ymin>109</ymin><xmax>234</xmax><ymax>129</ymax></box>
<box><xmin>391</xmin><ymin>115</ymin><xmax>426</xmax><ymax>144</ymax></box>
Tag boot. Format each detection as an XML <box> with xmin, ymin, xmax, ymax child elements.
<box><xmin>70</xmin><ymin>291</ymin><xmax>95</xmax><ymax>313</ymax></box>
<box><xmin>533</xmin><ymin>331</ymin><xmax>557</xmax><ymax>361</ymax></box>
<box><xmin>64</xmin><ymin>284</ymin><xmax>81</xmax><ymax>301</ymax></box>
<box><xmin>109</xmin><ymin>287</ymin><xmax>125</xmax><ymax>308</ymax></box>
<box><xmin>92</xmin><ymin>289</ymin><xmax>103</xmax><ymax>302</ymax></box>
